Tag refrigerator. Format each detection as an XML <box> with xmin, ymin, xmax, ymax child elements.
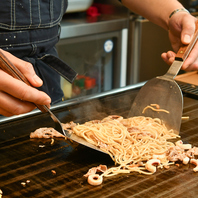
<box><xmin>127</xmin><ymin>16</ymin><xmax>173</xmax><ymax>85</ymax></box>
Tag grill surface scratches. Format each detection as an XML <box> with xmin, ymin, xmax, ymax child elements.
<box><xmin>0</xmin><ymin>88</ymin><xmax>198</xmax><ymax>198</ymax></box>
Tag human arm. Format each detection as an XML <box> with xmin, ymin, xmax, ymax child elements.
<box><xmin>121</xmin><ymin>0</ymin><xmax>198</xmax><ymax>71</ymax></box>
<box><xmin>0</xmin><ymin>49</ymin><xmax>51</xmax><ymax>117</ymax></box>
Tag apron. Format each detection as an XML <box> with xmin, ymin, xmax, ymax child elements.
<box><xmin>0</xmin><ymin>0</ymin><xmax>68</xmax><ymax>104</ymax></box>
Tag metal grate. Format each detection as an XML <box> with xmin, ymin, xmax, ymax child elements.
<box><xmin>177</xmin><ymin>81</ymin><xmax>198</xmax><ymax>99</ymax></box>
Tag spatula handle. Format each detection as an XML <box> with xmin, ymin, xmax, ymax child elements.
<box><xmin>0</xmin><ymin>50</ymin><xmax>48</xmax><ymax>113</ymax></box>
<box><xmin>175</xmin><ymin>20</ymin><xmax>198</xmax><ymax>61</ymax></box>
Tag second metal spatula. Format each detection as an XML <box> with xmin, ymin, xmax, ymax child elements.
<box><xmin>129</xmin><ymin>21</ymin><xmax>198</xmax><ymax>135</ymax></box>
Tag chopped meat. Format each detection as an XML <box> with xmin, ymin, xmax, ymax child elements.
<box><xmin>62</xmin><ymin>121</ymin><xmax>76</xmax><ymax>130</ymax></box>
<box><xmin>30</xmin><ymin>127</ymin><xmax>65</xmax><ymax>139</ymax></box>
<box><xmin>186</xmin><ymin>147</ymin><xmax>198</xmax><ymax>158</ymax></box>
<box><xmin>84</xmin><ymin>120</ymin><xmax>101</xmax><ymax>125</ymax></box>
<box><xmin>166</xmin><ymin>146</ymin><xmax>186</xmax><ymax>162</ymax></box>
<box><xmin>127</xmin><ymin>127</ymin><xmax>140</xmax><ymax>133</ymax></box>
<box><xmin>84</xmin><ymin>165</ymin><xmax>108</xmax><ymax>177</ymax></box>
<box><xmin>84</xmin><ymin>167</ymin><xmax>97</xmax><ymax>177</ymax></box>
<box><xmin>102</xmin><ymin>115</ymin><xmax>123</xmax><ymax>122</ymax></box>
<box><xmin>97</xmin><ymin>165</ymin><xmax>108</xmax><ymax>172</ymax></box>
<box><xmin>98</xmin><ymin>142</ymin><xmax>109</xmax><ymax>150</ymax></box>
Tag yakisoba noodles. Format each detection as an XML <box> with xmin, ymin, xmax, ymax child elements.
<box><xmin>142</xmin><ymin>104</ymin><xmax>170</xmax><ymax>114</ymax></box>
<box><xmin>72</xmin><ymin>115</ymin><xmax>180</xmax><ymax>180</ymax></box>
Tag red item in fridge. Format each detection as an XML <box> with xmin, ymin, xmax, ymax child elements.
<box><xmin>86</xmin><ymin>6</ymin><xmax>100</xmax><ymax>17</ymax></box>
<box><xmin>85</xmin><ymin>77</ymin><xmax>96</xmax><ymax>89</ymax></box>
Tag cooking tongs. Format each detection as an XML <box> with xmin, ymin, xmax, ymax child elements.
<box><xmin>0</xmin><ymin>50</ymin><xmax>105</xmax><ymax>153</ymax></box>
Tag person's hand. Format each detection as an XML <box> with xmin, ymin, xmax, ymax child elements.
<box><xmin>0</xmin><ymin>49</ymin><xmax>51</xmax><ymax>117</ymax></box>
<box><xmin>161</xmin><ymin>12</ymin><xmax>198</xmax><ymax>71</ymax></box>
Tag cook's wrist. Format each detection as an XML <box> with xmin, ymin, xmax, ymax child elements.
<box><xmin>169</xmin><ymin>8</ymin><xmax>190</xmax><ymax>19</ymax></box>
<box><xmin>167</xmin><ymin>7</ymin><xmax>191</xmax><ymax>31</ymax></box>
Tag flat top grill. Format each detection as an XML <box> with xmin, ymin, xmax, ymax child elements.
<box><xmin>0</xmin><ymin>85</ymin><xmax>198</xmax><ymax>198</ymax></box>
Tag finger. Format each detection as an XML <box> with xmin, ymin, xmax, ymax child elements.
<box><xmin>180</xmin><ymin>17</ymin><xmax>196</xmax><ymax>45</ymax></box>
<box><xmin>0</xmin><ymin>91</ymin><xmax>36</xmax><ymax>116</ymax></box>
<box><xmin>181</xmin><ymin>62</ymin><xmax>198</xmax><ymax>71</ymax></box>
<box><xmin>161</xmin><ymin>53</ymin><xmax>170</xmax><ymax>65</ymax></box>
<box><xmin>0</xmin><ymin>70</ymin><xmax>51</xmax><ymax>105</ymax></box>
<box><xmin>182</xmin><ymin>57</ymin><xmax>198</xmax><ymax>71</ymax></box>
<box><xmin>161</xmin><ymin>51</ymin><xmax>176</xmax><ymax>65</ymax></box>
<box><xmin>0</xmin><ymin>108</ymin><xmax>13</xmax><ymax>117</ymax></box>
<box><xmin>182</xmin><ymin>42</ymin><xmax>198</xmax><ymax>70</ymax></box>
<box><xmin>0</xmin><ymin>49</ymin><xmax>43</xmax><ymax>87</ymax></box>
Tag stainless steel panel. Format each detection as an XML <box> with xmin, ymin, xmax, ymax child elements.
<box><xmin>127</xmin><ymin>17</ymin><xmax>172</xmax><ymax>84</ymax></box>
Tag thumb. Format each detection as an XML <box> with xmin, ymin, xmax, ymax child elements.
<box><xmin>181</xmin><ymin>19</ymin><xmax>196</xmax><ymax>45</ymax></box>
<box><xmin>0</xmin><ymin>49</ymin><xmax>43</xmax><ymax>87</ymax></box>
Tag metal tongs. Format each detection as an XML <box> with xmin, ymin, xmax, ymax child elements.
<box><xmin>0</xmin><ymin>50</ymin><xmax>105</xmax><ymax>153</ymax></box>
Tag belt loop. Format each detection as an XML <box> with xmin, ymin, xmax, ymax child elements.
<box><xmin>57</xmin><ymin>23</ymin><xmax>61</xmax><ymax>41</ymax></box>
<box><xmin>29</xmin><ymin>44</ymin><xmax>37</xmax><ymax>56</ymax></box>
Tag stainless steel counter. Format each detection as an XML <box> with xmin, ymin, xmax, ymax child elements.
<box><xmin>59</xmin><ymin>13</ymin><xmax>129</xmax><ymax>39</ymax></box>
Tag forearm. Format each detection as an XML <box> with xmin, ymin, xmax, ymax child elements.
<box><xmin>121</xmin><ymin>0</ymin><xmax>185</xmax><ymax>30</ymax></box>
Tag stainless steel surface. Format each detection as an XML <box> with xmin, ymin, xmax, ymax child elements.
<box><xmin>61</xmin><ymin>0</ymin><xmax>129</xmax><ymax>39</ymax></box>
<box><xmin>0</xmin><ymin>82</ymin><xmax>145</xmax><ymax>124</ymax></box>
<box><xmin>127</xmin><ymin>17</ymin><xmax>172</xmax><ymax>85</ymax></box>
<box><xmin>129</xmin><ymin>77</ymin><xmax>183</xmax><ymax>134</ymax></box>
<box><xmin>59</xmin><ymin>14</ymin><xmax>128</xmax><ymax>39</ymax></box>
<box><xmin>65</xmin><ymin>131</ymin><xmax>107</xmax><ymax>154</ymax></box>
<box><xmin>42</xmin><ymin>106</ymin><xmax>68</xmax><ymax>137</ymax></box>
<box><xmin>128</xmin><ymin>59</ymin><xmax>185</xmax><ymax>135</ymax></box>
<box><xmin>0</xmin><ymin>82</ymin><xmax>146</xmax><ymax>124</ymax></box>
<box><xmin>165</xmin><ymin>61</ymin><xmax>186</xmax><ymax>79</ymax></box>
<box><xmin>128</xmin><ymin>34</ymin><xmax>187</xmax><ymax>133</ymax></box>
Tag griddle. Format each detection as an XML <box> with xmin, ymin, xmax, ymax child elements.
<box><xmin>1</xmin><ymin>83</ymin><xmax>198</xmax><ymax>198</ymax></box>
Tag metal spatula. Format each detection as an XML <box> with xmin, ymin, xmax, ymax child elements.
<box><xmin>129</xmin><ymin>21</ymin><xmax>198</xmax><ymax>135</ymax></box>
<box><xmin>0</xmin><ymin>50</ymin><xmax>105</xmax><ymax>153</ymax></box>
